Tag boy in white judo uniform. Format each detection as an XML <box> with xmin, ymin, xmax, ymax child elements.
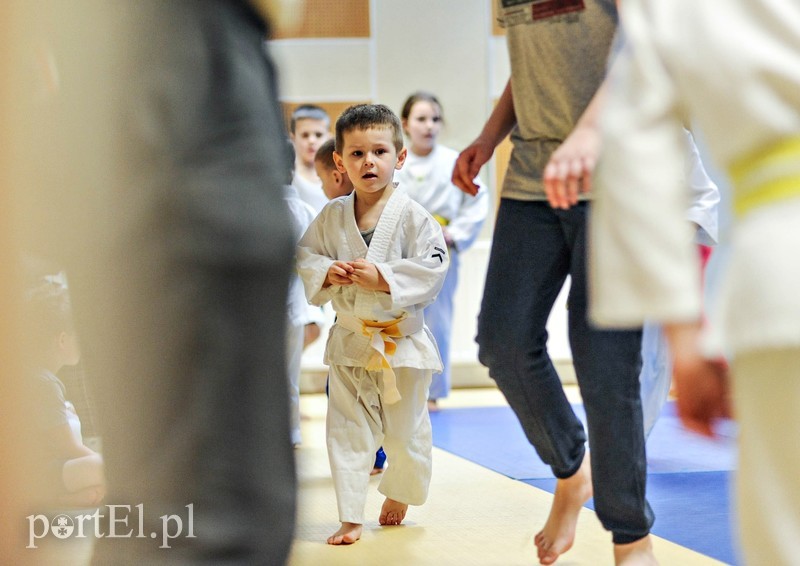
<box><xmin>590</xmin><ymin>2</ymin><xmax>800</xmax><ymax>563</ymax></box>
<box><xmin>297</xmin><ymin>104</ymin><xmax>449</xmax><ymax>545</ymax></box>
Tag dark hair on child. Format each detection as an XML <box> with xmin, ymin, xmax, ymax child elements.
<box><xmin>314</xmin><ymin>139</ymin><xmax>337</xmax><ymax>171</ymax></box>
<box><xmin>335</xmin><ymin>104</ymin><xmax>404</xmax><ymax>154</ymax></box>
<box><xmin>290</xmin><ymin>104</ymin><xmax>330</xmax><ymax>133</ymax></box>
<box><xmin>400</xmin><ymin>91</ymin><xmax>444</xmax><ymax>123</ymax></box>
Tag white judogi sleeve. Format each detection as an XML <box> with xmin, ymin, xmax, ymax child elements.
<box><xmin>683</xmin><ymin>129</ymin><xmax>720</xmax><ymax>247</ymax></box>
<box><xmin>374</xmin><ymin>207</ymin><xmax>449</xmax><ymax>310</ymax></box>
<box><xmin>295</xmin><ymin>202</ymin><xmax>338</xmax><ymax>307</ymax></box>
<box><xmin>590</xmin><ymin>14</ymin><xmax>702</xmax><ymax>328</ymax></box>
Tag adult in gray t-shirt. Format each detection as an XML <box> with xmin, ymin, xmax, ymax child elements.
<box><xmin>453</xmin><ymin>1</ymin><xmax>654</xmax><ymax>563</ymax></box>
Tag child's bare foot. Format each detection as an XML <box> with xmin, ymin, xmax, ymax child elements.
<box><xmin>327</xmin><ymin>522</ymin><xmax>362</xmax><ymax>545</ymax></box>
<box><xmin>427</xmin><ymin>399</ymin><xmax>439</xmax><ymax>412</ymax></box>
<box><xmin>379</xmin><ymin>498</ymin><xmax>408</xmax><ymax>525</ymax></box>
<box><xmin>534</xmin><ymin>453</ymin><xmax>593</xmax><ymax>565</ymax></box>
<box><xmin>614</xmin><ymin>535</ymin><xmax>658</xmax><ymax>565</ymax></box>
<box><xmin>370</xmin><ymin>466</ymin><xmax>384</xmax><ymax>476</ymax></box>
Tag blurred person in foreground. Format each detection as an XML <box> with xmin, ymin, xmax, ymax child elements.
<box><xmin>452</xmin><ymin>2</ymin><xmax>656</xmax><ymax>563</ymax></box>
<box><xmin>23</xmin><ymin>0</ymin><xmax>301</xmax><ymax>563</ymax></box>
<box><xmin>591</xmin><ymin>2</ymin><xmax>800</xmax><ymax>564</ymax></box>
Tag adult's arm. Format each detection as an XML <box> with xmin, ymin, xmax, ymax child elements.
<box><xmin>452</xmin><ymin>80</ymin><xmax>517</xmax><ymax>196</ymax></box>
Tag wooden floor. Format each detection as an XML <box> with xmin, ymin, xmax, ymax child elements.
<box><xmin>289</xmin><ymin>388</ymin><xmax>727</xmax><ymax>566</ymax></box>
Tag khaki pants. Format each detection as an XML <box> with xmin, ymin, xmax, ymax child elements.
<box><xmin>733</xmin><ymin>348</ymin><xmax>800</xmax><ymax>566</ymax></box>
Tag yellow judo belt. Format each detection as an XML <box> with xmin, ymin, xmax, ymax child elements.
<box><xmin>432</xmin><ymin>214</ymin><xmax>450</xmax><ymax>227</ymax></box>
<box><xmin>729</xmin><ymin>136</ymin><xmax>800</xmax><ymax>216</ymax></box>
<box><xmin>336</xmin><ymin>313</ymin><xmax>423</xmax><ymax>405</ymax></box>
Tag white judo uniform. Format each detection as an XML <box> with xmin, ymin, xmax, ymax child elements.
<box><xmin>284</xmin><ymin>185</ymin><xmax>322</xmax><ymax>446</ymax></box>
<box><xmin>297</xmin><ymin>185</ymin><xmax>449</xmax><ymax>524</ymax></box>
<box><xmin>395</xmin><ymin>145</ymin><xmax>489</xmax><ymax>401</ymax></box>
<box><xmin>640</xmin><ymin>129</ymin><xmax>719</xmax><ymax>438</ymax></box>
<box><xmin>292</xmin><ymin>172</ymin><xmax>328</xmax><ymax>214</ymax></box>
<box><xmin>591</xmin><ymin>2</ymin><xmax>800</xmax><ymax>563</ymax></box>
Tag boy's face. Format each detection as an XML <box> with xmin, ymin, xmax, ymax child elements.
<box><xmin>314</xmin><ymin>160</ymin><xmax>353</xmax><ymax>200</ymax></box>
<box><xmin>291</xmin><ymin>119</ymin><xmax>330</xmax><ymax>167</ymax></box>
<box><xmin>333</xmin><ymin>127</ymin><xmax>406</xmax><ymax>196</ymax></box>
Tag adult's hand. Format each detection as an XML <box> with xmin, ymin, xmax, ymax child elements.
<box><xmin>542</xmin><ymin>124</ymin><xmax>599</xmax><ymax>209</ymax></box>
<box><xmin>665</xmin><ymin>321</ymin><xmax>732</xmax><ymax>437</ymax></box>
<box><xmin>452</xmin><ymin>139</ymin><xmax>494</xmax><ymax>196</ymax></box>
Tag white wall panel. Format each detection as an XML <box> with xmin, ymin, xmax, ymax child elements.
<box><xmin>372</xmin><ymin>0</ymin><xmax>490</xmax><ymax>152</ymax></box>
<box><xmin>490</xmin><ymin>36</ymin><xmax>510</xmax><ymax>98</ymax></box>
<box><xmin>270</xmin><ymin>39</ymin><xmax>372</xmax><ymax>101</ymax></box>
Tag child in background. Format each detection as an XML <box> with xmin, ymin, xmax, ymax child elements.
<box><xmin>314</xmin><ymin>138</ymin><xmax>387</xmax><ymax>475</ymax></box>
<box><xmin>290</xmin><ymin>104</ymin><xmax>332</xmax><ymax>213</ymax></box>
<box><xmin>297</xmin><ymin>104</ymin><xmax>448</xmax><ymax>545</ymax></box>
<box><xmin>26</xmin><ymin>280</ymin><xmax>105</xmax><ymax>507</ymax></box>
<box><xmin>396</xmin><ymin>92</ymin><xmax>489</xmax><ymax>411</ymax></box>
<box><xmin>282</xmin><ymin>141</ymin><xmax>322</xmax><ymax>447</ymax></box>
<box><xmin>315</xmin><ymin>139</ymin><xmax>354</xmax><ymax>200</ymax></box>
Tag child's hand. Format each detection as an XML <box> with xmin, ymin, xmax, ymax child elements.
<box><xmin>348</xmin><ymin>259</ymin><xmax>389</xmax><ymax>292</ymax></box>
<box><xmin>324</xmin><ymin>261</ymin><xmax>355</xmax><ymax>287</ymax></box>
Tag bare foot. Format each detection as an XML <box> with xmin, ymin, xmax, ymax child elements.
<box><xmin>614</xmin><ymin>535</ymin><xmax>658</xmax><ymax>565</ymax></box>
<box><xmin>370</xmin><ymin>466</ymin><xmax>384</xmax><ymax>476</ymax></box>
<box><xmin>427</xmin><ymin>399</ymin><xmax>439</xmax><ymax>412</ymax></box>
<box><xmin>327</xmin><ymin>522</ymin><xmax>362</xmax><ymax>545</ymax></box>
<box><xmin>379</xmin><ymin>498</ymin><xmax>408</xmax><ymax>526</ymax></box>
<box><xmin>534</xmin><ymin>453</ymin><xmax>593</xmax><ymax>565</ymax></box>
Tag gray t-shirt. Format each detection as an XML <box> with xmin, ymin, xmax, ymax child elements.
<box><xmin>497</xmin><ymin>0</ymin><xmax>618</xmax><ymax>200</ymax></box>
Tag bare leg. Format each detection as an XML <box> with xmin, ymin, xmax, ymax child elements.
<box><xmin>613</xmin><ymin>535</ymin><xmax>658</xmax><ymax>566</ymax></box>
<box><xmin>534</xmin><ymin>453</ymin><xmax>593</xmax><ymax>565</ymax></box>
<box><xmin>379</xmin><ymin>498</ymin><xmax>408</xmax><ymax>526</ymax></box>
<box><xmin>327</xmin><ymin>522</ymin><xmax>362</xmax><ymax>545</ymax></box>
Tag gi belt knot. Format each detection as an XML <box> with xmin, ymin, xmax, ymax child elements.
<box><xmin>337</xmin><ymin>313</ymin><xmax>422</xmax><ymax>405</ymax></box>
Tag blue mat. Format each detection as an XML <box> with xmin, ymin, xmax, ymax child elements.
<box><xmin>430</xmin><ymin>402</ymin><xmax>739</xmax><ymax>564</ymax></box>
<box><xmin>430</xmin><ymin>402</ymin><xmax>737</xmax><ymax>479</ymax></box>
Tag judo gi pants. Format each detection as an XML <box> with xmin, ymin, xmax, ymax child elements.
<box><xmin>476</xmin><ymin>200</ymin><xmax>653</xmax><ymax>544</ymax></box>
<box><xmin>327</xmin><ymin>365</ymin><xmax>433</xmax><ymax>524</ymax></box>
<box><xmin>733</xmin><ymin>348</ymin><xmax>800</xmax><ymax>566</ymax></box>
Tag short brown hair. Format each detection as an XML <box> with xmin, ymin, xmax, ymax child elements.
<box><xmin>314</xmin><ymin>139</ymin><xmax>337</xmax><ymax>172</ymax></box>
<box><xmin>335</xmin><ymin>104</ymin><xmax>404</xmax><ymax>154</ymax></box>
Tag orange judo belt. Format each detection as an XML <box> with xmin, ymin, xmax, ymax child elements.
<box><xmin>335</xmin><ymin>313</ymin><xmax>422</xmax><ymax>405</ymax></box>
